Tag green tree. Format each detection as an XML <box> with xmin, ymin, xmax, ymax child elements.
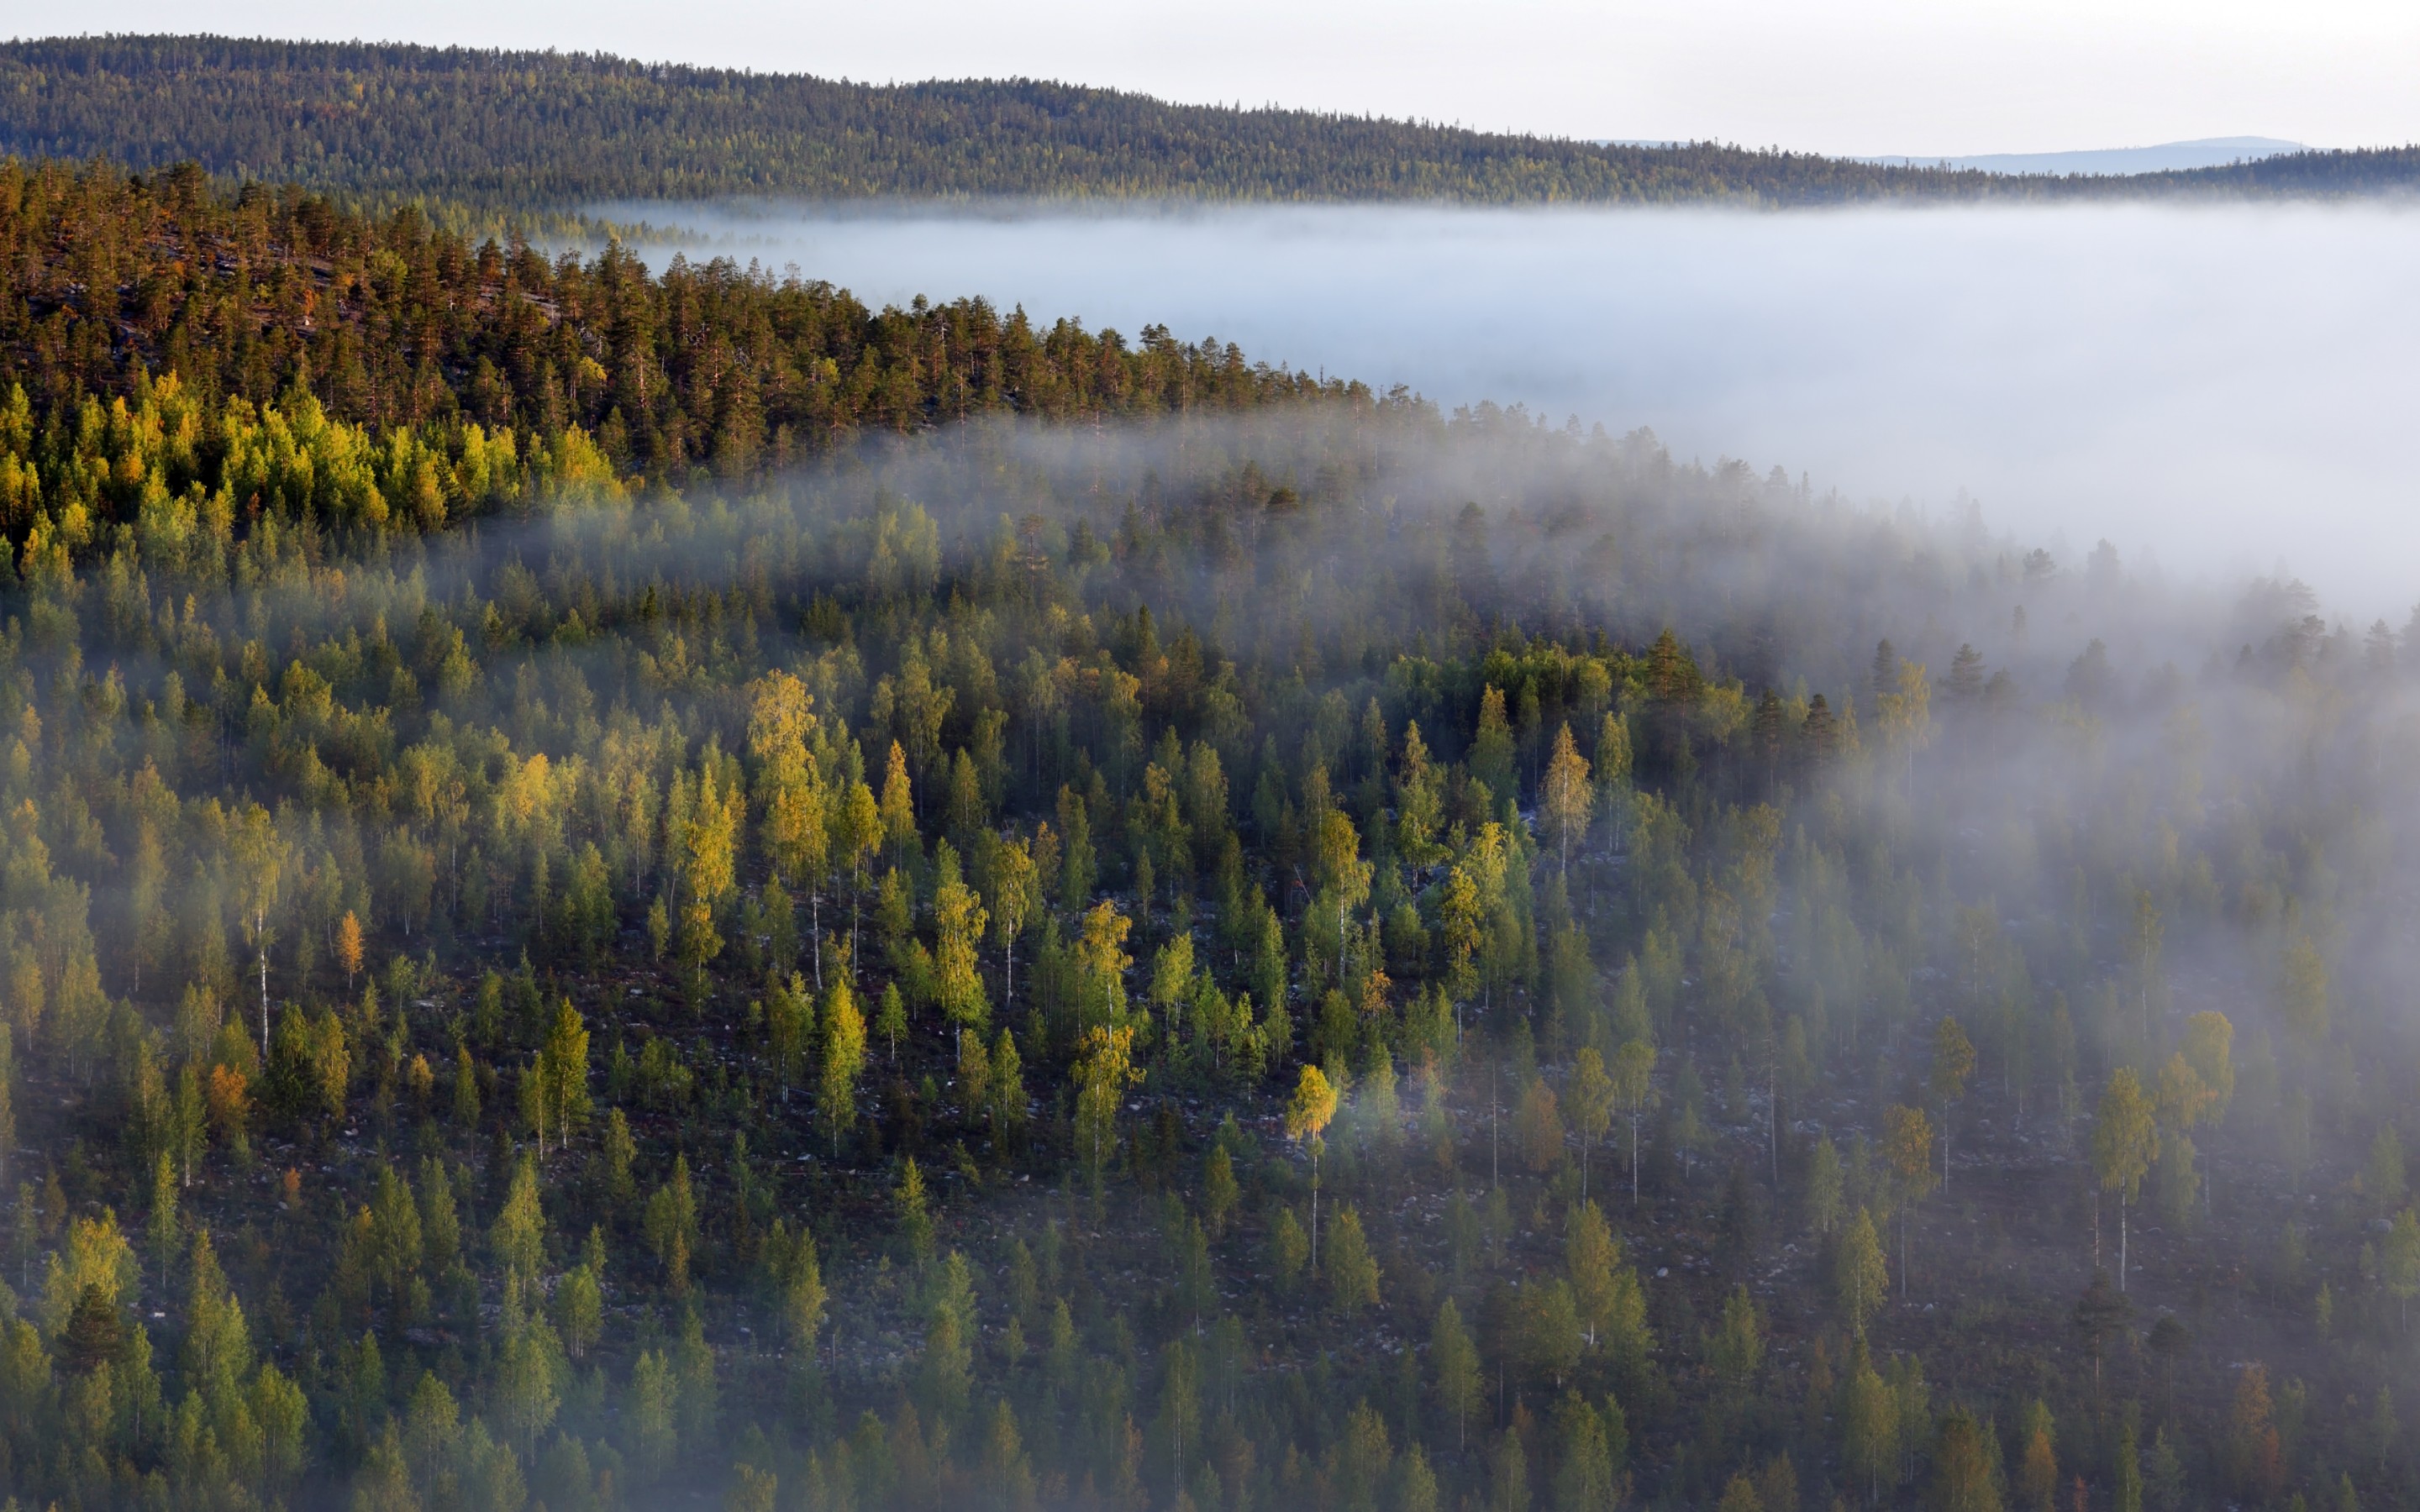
<box><xmin>1433</xmin><ymin>1298</ymin><xmax>1481</xmax><ymax>1452</ymax></box>
<box><xmin>1568</xmin><ymin>1047</ymin><xmax>1613</xmax><ymax>1200</ymax></box>
<box><xmin>1328</xmin><ymin>1205</ymin><xmax>1379</xmax><ymax>1315</ymax></box>
<box><xmin>644</xmin><ymin>1156</ymin><xmax>698</xmax><ymax>1296</ymax></box>
<box><xmin>627</xmin><ymin>1349</ymin><xmax>678</xmax><ymax>1479</ymax></box>
<box><xmin>934</xmin><ymin>846</ymin><xmax>991</xmax><ymax>1042</ymax></box>
<box><xmin>2383</xmin><ymin>1207</ymin><xmax>2420</xmax><ymax>1331</ymax></box>
<box><xmin>1928</xmin><ymin>1016</ymin><xmax>1975</xmax><ymax>1191</ymax></box>
<box><xmin>492</xmin><ymin>1155</ymin><xmax>546</xmax><ymax>1311</ymax></box>
<box><xmin>1711</xmin><ymin>1284</ymin><xmax>1765</xmax><ymax>1399</ymax></box>
<box><xmin>1611</xmin><ymin>1038</ymin><xmax>1656</xmax><ymax>1203</ymax></box>
<box><xmin>1835</xmin><ymin>1206</ymin><xmax>1888</xmax><ymax>1337</ymax></box>
<box><xmin>2091</xmin><ymin>1068</ymin><xmax>2159</xmax><ymax>1291</ymax></box>
<box><xmin>1202</xmin><ymin>1144</ymin><xmax>1239</xmax><ymax>1238</ymax></box>
<box><xmin>1807</xmin><ymin>1134</ymin><xmax>1844</xmax><ymax>1236</ymax></box>
<box><xmin>537</xmin><ymin>998</ymin><xmax>592</xmax><ymax>1152</ymax></box>
<box><xmin>1881</xmin><ymin>1104</ymin><xmax>1936</xmax><ymax>1296</ymax></box>
<box><xmin>1074</xmin><ymin>1025</ymin><xmax>1142</xmax><ymax>1196</ymax></box>
<box><xmin>820</xmin><ymin>979</ymin><xmax>867</xmax><ymax>1155</ymax></box>
<box><xmin>896</xmin><ymin>1157</ymin><xmax>935</xmax><ymax>1271</ymax></box>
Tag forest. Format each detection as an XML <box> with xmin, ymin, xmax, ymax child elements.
<box><xmin>0</xmin><ymin>37</ymin><xmax>2413</xmax><ymax>216</ymax></box>
<box><xmin>0</xmin><ymin>155</ymin><xmax>2412</xmax><ymax>1512</ymax></box>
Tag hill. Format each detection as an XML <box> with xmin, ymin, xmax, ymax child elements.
<box><xmin>2</xmin><ymin>34</ymin><xmax>2412</xmax><ymax>213</ymax></box>
<box><xmin>0</xmin><ymin>155</ymin><xmax>2411</xmax><ymax>1512</ymax></box>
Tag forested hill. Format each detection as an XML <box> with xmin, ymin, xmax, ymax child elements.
<box><xmin>0</xmin><ymin>154</ymin><xmax>1354</xmax><ymax>548</ymax></box>
<box><xmin>3</xmin><ymin>35</ymin><xmax>2411</xmax><ymax>212</ymax></box>
<box><xmin>0</xmin><ymin>124</ymin><xmax>2417</xmax><ymax>1512</ymax></box>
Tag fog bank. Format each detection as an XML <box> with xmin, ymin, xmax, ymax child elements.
<box><xmin>596</xmin><ymin>199</ymin><xmax>2420</xmax><ymax>620</ymax></box>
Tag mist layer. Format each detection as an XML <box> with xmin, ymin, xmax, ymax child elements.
<box><xmin>598</xmin><ymin>199</ymin><xmax>2420</xmax><ymax>618</ymax></box>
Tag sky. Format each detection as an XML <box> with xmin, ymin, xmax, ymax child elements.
<box><xmin>13</xmin><ymin>0</ymin><xmax>2420</xmax><ymax>155</ymax></box>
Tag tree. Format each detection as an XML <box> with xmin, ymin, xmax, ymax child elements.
<box><xmin>492</xmin><ymin>1155</ymin><xmax>546</xmax><ymax>1311</ymax></box>
<box><xmin>819</xmin><ymin>979</ymin><xmax>866</xmax><ymax>1154</ymax></box>
<box><xmin>981</xmin><ymin>1396</ymin><xmax>1039</xmax><ymax>1512</ymax></box>
<box><xmin>1433</xmin><ymin>1297</ymin><xmax>1481</xmax><ymax>1452</ymax></box>
<box><xmin>1568</xmin><ymin>1048</ymin><xmax>1613</xmax><ymax>1200</ymax></box>
<box><xmin>2014</xmin><ymin>1400</ymin><xmax>2058</xmax><ymax>1512</ymax></box>
<box><xmin>1286</xmin><ymin>1064</ymin><xmax>1340</xmax><ymax>1269</ymax></box>
<box><xmin>1841</xmin><ymin>1342</ymin><xmax>1897</xmax><ymax>1506</ymax></box>
<box><xmin>1539</xmin><ymin>722</ymin><xmax>1592</xmax><ymax>873</ymax></box>
<box><xmin>895</xmin><ymin>1158</ymin><xmax>935</xmax><ymax>1271</ymax></box>
<box><xmin>1073</xmin><ymin>1024</ymin><xmax>1142</xmax><ymax>1194</ymax></box>
<box><xmin>1565</xmin><ymin>1200</ymin><xmax>1620</xmax><ymax>1347</ymax></box>
<box><xmin>766</xmin><ymin>973</ymin><xmax>813</xmax><ymax>1104</ymax></box>
<box><xmin>679</xmin><ymin>763</ymin><xmax>741</xmax><ymax>973</ymax></box>
<box><xmin>2280</xmin><ymin>935</ymin><xmax>2328</xmax><ymax>1046</ymax></box>
<box><xmin>876</xmin><ymin>983</ymin><xmax>908</xmax><ymax>1063</ymax></box>
<box><xmin>230</xmin><ymin>804</ymin><xmax>289</xmax><ymax>1056</ymax></box>
<box><xmin>643</xmin><ymin>1156</ymin><xmax>697</xmax><ymax>1295</ymax></box>
<box><xmin>777</xmin><ymin>1229</ymin><xmax>828</xmax><ymax>1366</ymax></box>
<box><xmin>1076</xmin><ymin>900</ymin><xmax>1134</xmax><ymax>1032</ymax></box>
<box><xmin>2365</xmin><ymin>1126</ymin><xmax>2406</xmax><ymax>1211</ymax></box>
<box><xmin>2070</xmin><ymin>1268</ymin><xmax>2129</xmax><ymax>1395</ymax></box>
<box><xmin>496</xmin><ymin>1316</ymin><xmax>564</xmax><ymax>1460</ymax></box>
<box><xmin>2384</xmin><ymin>1207</ymin><xmax>2420</xmax><ymax>1331</ymax></box>
<box><xmin>1514</xmin><ymin>1077</ymin><xmax>1565</xmax><ymax>1175</ymax></box>
<box><xmin>2228</xmin><ymin>1363</ymin><xmax>2283</xmax><ymax>1503</ymax></box>
<box><xmin>1328</xmin><ymin>1206</ymin><xmax>1379</xmax><ymax>1314</ymax></box>
<box><xmin>628</xmin><ymin>1349</ymin><xmax>678</xmax><ymax>1480</ymax></box>
<box><xmin>752</xmin><ymin>669</ymin><xmax>831</xmax><ymax>982</ymax></box>
<box><xmin>1202</xmin><ymin>1145</ymin><xmax>1239</xmax><ymax>1238</ymax></box>
<box><xmin>1874</xmin><ymin>659</ymin><xmax>1932</xmax><ymax>795</ymax></box>
<box><xmin>933</xmin><ymin>848</ymin><xmax>990</xmax><ymax>1043</ymax></box>
<box><xmin>1834</xmin><ymin>1207</ymin><xmax>1888</xmax><ymax>1337</ymax></box>
<box><xmin>1807</xmin><ymin>1135</ymin><xmax>1844</xmax><ymax>1236</ymax></box>
<box><xmin>2091</xmin><ymin>1068</ymin><xmax>2158</xmax><ymax>1291</ymax></box>
<box><xmin>536</xmin><ymin>999</ymin><xmax>592</xmax><ymax>1152</ymax></box>
<box><xmin>1932</xmin><ymin>1408</ymin><xmax>2004</xmax><ymax>1512</ymax></box>
<box><xmin>990</xmin><ymin>835</ymin><xmax>1035</xmax><ymax>1010</ymax></box>
<box><xmin>879</xmin><ymin>740</ymin><xmax>916</xmax><ymax>862</ymax></box>
<box><xmin>1552</xmin><ymin>1392</ymin><xmax>1615</xmax><ymax>1512</ymax></box>
<box><xmin>2180</xmin><ymin>1011</ymin><xmax>2234</xmax><ymax>1120</ymax></box>
<box><xmin>1928</xmin><ymin>1016</ymin><xmax>1975</xmax><ymax>1191</ymax></box>
<box><xmin>1610</xmin><ymin>1038</ymin><xmax>1656</xmax><ymax>1203</ymax></box>
<box><xmin>556</xmin><ymin>1263</ymin><xmax>603</xmax><ymax>1360</ymax></box>
<box><xmin>335</xmin><ymin>910</ymin><xmax>364</xmax><ymax>992</ymax></box>
<box><xmin>1881</xmin><ymin>1105</ymin><xmax>1935</xmax><ymax>1296</ymax></box>
<box><xmin>1711</xmin><ymin>1284</ymin><xmax>1764</xmax><ymax>1399</ymax></box>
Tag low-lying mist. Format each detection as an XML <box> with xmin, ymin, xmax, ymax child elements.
<box><xmin>593</xmin><ymin>197</ymin><xmax>2420</xmax><ymax>619</ymax></box>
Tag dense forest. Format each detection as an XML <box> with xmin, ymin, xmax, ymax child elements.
<box><xmin>0</xmin><ymin>37</ymin><xmax>2412</xmax><ymax>215</ymax></box>
<box><xmin>0</xmin><ymin>156</ymin><xmax>2413</xmax><ymax>1512</ymax></box>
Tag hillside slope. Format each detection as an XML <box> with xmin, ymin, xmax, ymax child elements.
<box><xmin>4</xmin><ymin>35</ymin><xmax>2411</xmax><ymax>210</ymax></box>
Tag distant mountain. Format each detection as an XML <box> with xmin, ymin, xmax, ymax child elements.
<box><xmin>0</xmin><ymin>37</ymin><xmax>2407</xmax><ymax>213</ymax></box>
<box><xmin>1866</xmin><ymin>137</ymin><xmax>2307</xmax><ymax>176</ymax></box>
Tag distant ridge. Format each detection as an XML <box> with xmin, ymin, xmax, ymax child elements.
<box><xmin>1866</xmin><ymin>136</ymin><xmax>2307</xmax><ymax>176</ymax></box>
<box><xmin>0</xmin><ymin>36</ymin><xmax>2409</xmax><ymax>212</ymax></box>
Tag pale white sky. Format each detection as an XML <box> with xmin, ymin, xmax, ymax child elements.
<box><xmin>8</xmin><ymin>0</ymin><xmax>2418</xmax><ymax>155</ymax></box>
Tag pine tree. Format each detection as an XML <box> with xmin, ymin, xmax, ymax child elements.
<box><xmin>1835</xmin><ymin>1207</ymin><xmax>1888</xmax><ymax>1336</ymax></box>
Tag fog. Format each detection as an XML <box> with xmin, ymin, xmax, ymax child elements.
<box><xmin>597</xmin><ymin>198</ymin><xmax>2420</xmax><ymax>621</ymax></box>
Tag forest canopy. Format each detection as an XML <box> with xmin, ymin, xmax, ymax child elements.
<box><xmin>0</xmin><ymin>155</ymin><xmax>2413</xmax><ymax>1512</ymax></box>
<box><xmin>0</xmin><ymin>35</ymin><xmax>2414</xmax><ymax>214</ymax></box>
